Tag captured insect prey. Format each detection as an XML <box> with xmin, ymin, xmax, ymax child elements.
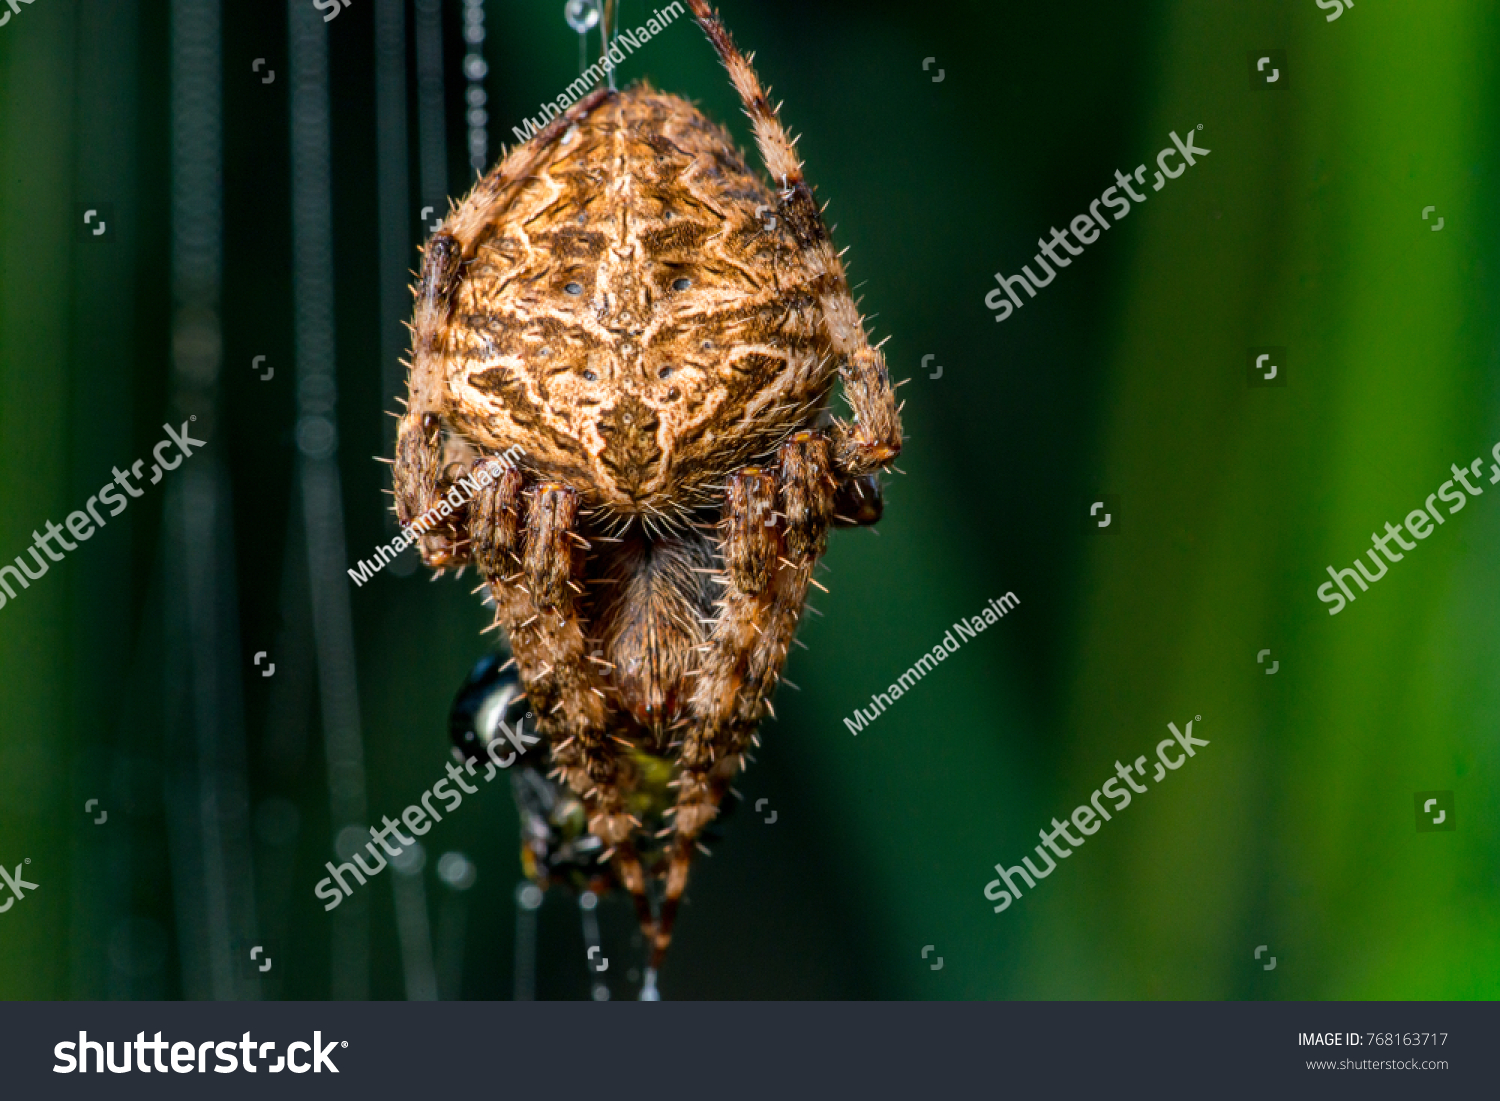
<box><xmin>393</xmin><ymin>0</ymin><xmax>902</xmax><ymax>994</ymax></box>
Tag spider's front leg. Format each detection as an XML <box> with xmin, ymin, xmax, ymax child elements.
<box><xmin>393</xmin><ymin>410</ymin><xmax>471</xmax><ymax>568</ymax></box>
<box><xmin>653</xmin><ymin>431</ymin><xmax>839</xmax><ymax>966</ymax></box>
<box><xmin>831</xmin><ymin>347</ymin><xmax>903</xmax><ymax>478</ymax></box>
<box><xmin>468</xmin><ymin>475</ymin><xmax>613</xmax><ymax>812</ymax></box>
<box><xmin>682</xmin><ymin>0</ymin><xmax>903</xmax><ymax>479</ymax></box>
<box><xmin>466</xmin><ymin>473</ymin><xmax>655</xmax><ymax>929</ymax></box>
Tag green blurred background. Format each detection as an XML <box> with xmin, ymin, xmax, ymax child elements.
<box><xmin>0</xmin><ymin>0</ymin><xmax>1496</xmax><ymax>1000</ymax></box>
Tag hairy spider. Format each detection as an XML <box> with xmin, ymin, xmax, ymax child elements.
<box><xmin>392</xmin><ymin>0</ymin><xmax>902</xmax><ymax>988</ymax></box>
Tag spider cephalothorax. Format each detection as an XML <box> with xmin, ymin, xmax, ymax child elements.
<box><xmin>392</xmin><ymin>0</ymin><xmax>901</xmax><ymax>986</ymax></box>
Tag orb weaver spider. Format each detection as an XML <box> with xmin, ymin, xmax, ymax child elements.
<box><xmin>395</xmin><ymin>0</ymin><xmax>902</xmax><ymax>995</ymax></box>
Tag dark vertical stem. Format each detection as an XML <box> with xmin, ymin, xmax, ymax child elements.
<box><xmin>288</xmin><ymin>0</ymin><xmax>371</xmax><ymax>999</ymax></box>
<box><xmin>164</xmin><ymin>0</ymin><xmax>260</xmax><ymax>1001</ymax></box>
<box><xmin>414</xmin><ymin>0</ymin><xmax>449</xmax><ymax>225</ymax></box>
<box><xmin>375</xmin><ymin>0</ymin><xmax>412</xmax><ymax>467</ymax></box>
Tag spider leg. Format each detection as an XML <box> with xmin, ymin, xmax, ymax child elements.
<box><xmin>686</xmin><ymin>1</ymin><xmax>806</xmax><ymax>216</ymax></box>
<box><xmin>686</xmin><ymin>0</ymin><xmax>903</xmax><ymax>477</ymax></box>
<box><xmin>651</xmin><ymin>431</ymin><xmax>838</xmax><ymax>967</ymax></box>
<box><xmin>395</xmin><ymin>216</ymin><xmax>480</xmax><ymax>568</ymax></box>
<box><xmin>465</xmin><ymin>474</ymin><xmax>657</xmax><ymax>939</ymax></box>
<box><xmin>468</xmin><ymin>461</ymin><xmax>525</xmax><ymax>568</ymax></box>
<box><xmin>827</xmin><ymin>343</ymin><xmax>903</xmax><ymax>478</ymax></box>
<box><xmin>392</xmin><ymin>411</ymin><xmax>473</xmax><ymax>568</ymax></box>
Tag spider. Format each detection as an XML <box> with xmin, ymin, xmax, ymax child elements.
<box><xmin>392</xmin><ymin>0</ymin><xmax>902</xmax><ymax>991</ymax></box>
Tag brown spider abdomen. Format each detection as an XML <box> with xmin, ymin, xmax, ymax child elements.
<box><xmin>427</xmin><ymin>87</ymin><xmax>836</xmax><ymax>522</ymax></box>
